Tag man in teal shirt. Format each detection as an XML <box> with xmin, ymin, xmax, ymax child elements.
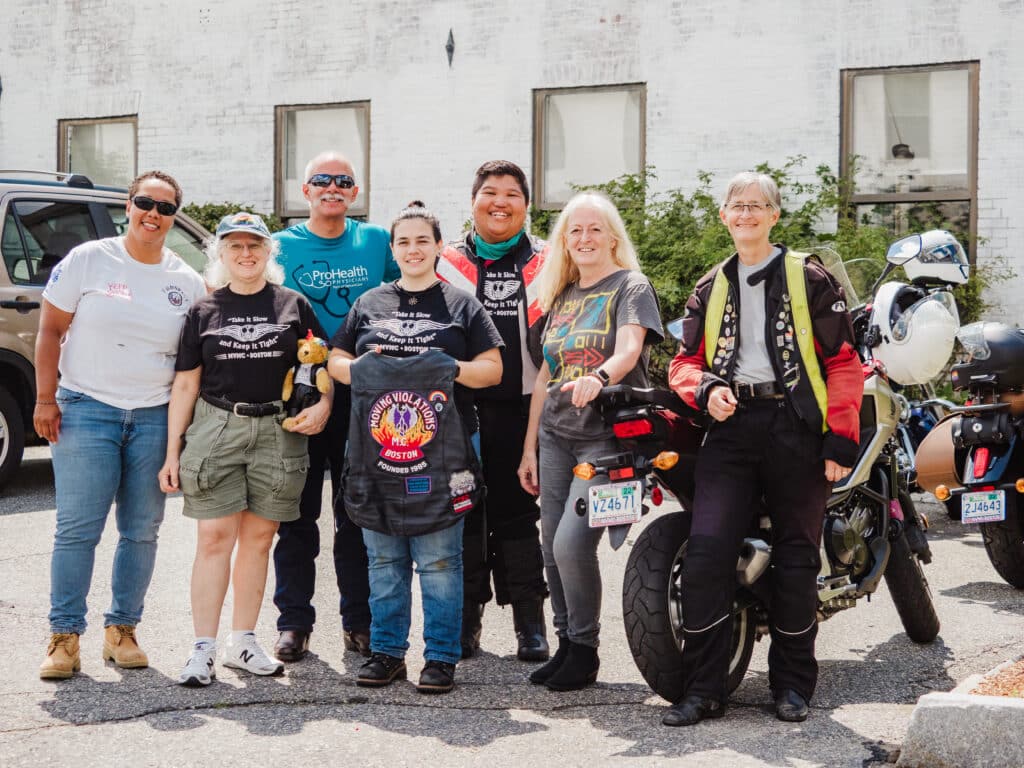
<box><xmin>273</xmin><ymin>151</ymin><xmax>399</xmax><ymax>662</ymax></box>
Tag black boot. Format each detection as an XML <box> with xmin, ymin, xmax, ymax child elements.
<box><xmin>460</xmin><ymin>600</ymin><xmax>484</xmax><ymax>659</ymax></box>
<box><xmin>512</xmin><ymin>599</ymin><xmax>550</xmax><ymax>662</ymax></box>
<box><xmin>543</xmin><ymin>640</ymin><xmax>599</xmax><ymax>691</ymax></box>
<box><xmin>529</xmin><ymin>635</ymin><xmax>569</xmax><ymax>685</ymax></box>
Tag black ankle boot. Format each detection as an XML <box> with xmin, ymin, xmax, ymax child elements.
<box><xmin>529</xmin><ymin>635</ymin><xmax>569</xmax><ymax>685</ymax></box>
<box><xmin>460</xmin><ymin>600</ymin><xmax>484</xmax><ymax>659</ymax></box>
<box><xmin>512</xmin><ymin>599</ymin><xmax>550</xmax><ymax>662</ymax></box>
<box><xmin>543</xmin><ymin>640</ymin><xmax>599</xmax><ymax>691</ymax></box>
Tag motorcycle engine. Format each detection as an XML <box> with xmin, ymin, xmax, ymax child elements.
<box><xmin>824</xmin><ymin>502</ymin><xmax>875</xmax><ymax>576</ymax></box>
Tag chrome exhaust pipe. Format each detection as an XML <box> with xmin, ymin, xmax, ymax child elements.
<box><xmin>737</xmin><ymin>538</ymin><xmax>772</xmax><ymax>586</ymax></box>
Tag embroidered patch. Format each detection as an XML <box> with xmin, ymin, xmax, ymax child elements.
<box><xmin>429</xmin><ymin>390</ymin><xmax>448</xmax><ymax>412</ymax></box>
<box><xmin>452</xmin><ymin>494</ymin><xmax>473</xmax><ymax>514</ymax></box>
<box><xmin>449</xmin><ymin>470</ymin><xmax>476</xmax><ymax>496</ymax></box>
<box><xmin>368</xmin><ymin>390</ymin><xmax>437</xmax><ymax>474</ymax></box>
<box><xmin>406</xmin><ymin>476</ymin><xmax>431</xmax><ymax>494</ymax></box>
<box><xmin>831</xmin><ymin>300</ymin><xmax>847</xmax><ymax>312</ymax></box>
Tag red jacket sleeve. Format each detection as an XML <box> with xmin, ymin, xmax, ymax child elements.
<box><xmin>668</xmin><ymin>274</ymin><xmax>728</xmax><ymax>411</ymax></box>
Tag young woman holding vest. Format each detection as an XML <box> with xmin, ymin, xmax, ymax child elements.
<box><xmin>517</xmin><ymin>192</ymin><xmax>663</xmax><ymax>691</ymax></box>
<box><xmin>663</xmin><ymin>172</ymin><xmax>863</xmax><ymax>726</ymax></box>
<box><xmin>327</xmin><ymin>204</ymin><xmax>502</xmax><ymax>694</ymax></box>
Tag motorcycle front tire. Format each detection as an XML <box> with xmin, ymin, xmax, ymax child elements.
<box><xmin>622</xmin><ymin>510</ymin><xmax>756</xmax><ymax>703</ymax></box>
<box><xmin>883</xmin><ymin>529</ymin><xmax>941</xmax><ymax>643</ymax></box>
<box><xmin>980</xmin><ymin>495</ymin><xmax>1024</xmax><ymax>588</ymax></box>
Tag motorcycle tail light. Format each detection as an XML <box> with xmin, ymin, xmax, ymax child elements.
<box><xmin>613</xmin><ymin>419</ymin><xmax>655</xmax><ymax>438</ymax></box>
<box><xmin>973</xmin><ymin>447</ymin><xmax>990</xmax><ymax>479</ymax></box>
<box><xmin>651</xmin><ymin>485</ymin><xmax>664</xmax><ymax>506</ymax></box>
<box><xmin>652</xmin><ymin>451</ymin><xmax>679</xmax><ymax>470</ymax></box>
<box><xmin>609</xmin><ymin>466</ymin><xmax>635</xmax><ymax>481</ymax></box>
<box><xmin>573</xmin><ymin>463</ymin><xmax>596</xmax><ymax>481</ymax></box>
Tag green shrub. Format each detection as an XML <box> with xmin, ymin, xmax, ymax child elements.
<box><xmin>181</xmin><ymin>202</ymin><xmax>286</xmax><ymax>235</ymax></box>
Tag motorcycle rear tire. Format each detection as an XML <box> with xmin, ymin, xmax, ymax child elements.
<box><xmin>622</xmin><ymin>510</ymin><xmax>756</xmax><ymax>702</ymax></box>
<box><xmin>883</xmin><ymin>531</ymin><xmax>941</xmax><ymax>643</ymax></box>
<box><xmin>980</xmin><ymin>500</ymin><xmax>1024</xmax><ymax>588</ymax></box>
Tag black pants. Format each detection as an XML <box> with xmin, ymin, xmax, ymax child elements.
<box><xmin>680</xmin><ymin>398</ymin><xmax>829</xmax><ymax>703</ymax></box>
<box><xmin>273</xmin><ymin>386</ymin><xmax>372</xmax><ymax>633</ymax></box>
<box><xmin>463</xmin><ymin>397</ymin><xmax>547</xmax><ymax>606</ymax></box>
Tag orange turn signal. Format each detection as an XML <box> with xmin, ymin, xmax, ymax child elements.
<box><xmin>1015</xmin><ymin>478</ymin><xmax>1024</xmax><ymax>494</ymax></box>
<box><xmin>934</xmin><ymin>484</ymin><xmax>951</xmax><ymax>501</ymax></box>
<box><xmin>652</xmin><ymin>451</ymin><xmax>679</xmax><ymax>471</ymax></box>
<box><xmin>573</xmin><ymin>463</ymin><xmax>596</xmax><ymax>481</ymax></box>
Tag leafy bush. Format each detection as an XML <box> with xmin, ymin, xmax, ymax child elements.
<box><xmin>530</xmin><ymin>158</ymin><xmax>1007</xmax><ymax>382</ymax></box>
<box><xmin>181</xmin><ymin>202</ymin><xmax>286</xmax><ymax>235</ymax></box>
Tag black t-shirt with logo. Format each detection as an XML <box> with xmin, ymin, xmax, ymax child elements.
<box><xmin>478</xmin><ymin>258</ymin><xmax>524</xmax><ymax>400</ymax></box>
<box><xmin>332</xmin><ymin>281</ymin><xmax>503</xmax><ymax>433</ymax></box>
<box><xmin>176</xmin><ymin>283</ymin><xmax>325</xmax><ymax>403</ymax></box>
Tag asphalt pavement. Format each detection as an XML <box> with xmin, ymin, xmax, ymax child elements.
<box><xmin>1</xmin><ymin>446</ymin><xmax>1022</xmax><ymax>768</ymax></box>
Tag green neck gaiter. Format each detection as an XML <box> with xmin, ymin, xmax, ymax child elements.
<box><xmin>474</xmin><ymin>230</ymin><xmax>524</xmax><ymax>262</ymax></box>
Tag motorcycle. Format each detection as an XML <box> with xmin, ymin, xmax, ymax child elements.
<box><xmin>915</xmin><ymin>321</ymin><xmax>1024</xmax><ymax>588</ymax></box>
<box><xmin>578</xmin><ymin>233</ymin><xmax>964</xmax><ymax>702</ymax></box>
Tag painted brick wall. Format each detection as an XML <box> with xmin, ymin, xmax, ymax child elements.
<box><xmin>0</xmin><ymin>1</ymin><xmax>1020</xmax><ymax>319</ymax></box>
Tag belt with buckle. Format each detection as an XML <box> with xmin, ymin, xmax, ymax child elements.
<box><xmin>731</xmin><ymin>381</ymin><xmax>784</xmax><ymax>400</ymax></box>
<box><xmin>201</xmin><ymin>392</ymin><xmax>282</xmax><ymax>417</ymax></box>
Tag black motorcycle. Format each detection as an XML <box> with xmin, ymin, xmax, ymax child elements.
<box><xmin>916</xmin><ymin>321</ymin><xmax>1024</xmax><ymax>589</ymax></box>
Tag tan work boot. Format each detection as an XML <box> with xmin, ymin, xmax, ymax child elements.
<box><xmin>40</xmin><ymin>633</ymin><xmax>81</xmax><ymax>679</ymax></box>
<box><xmin>102</xmin><ymin>624</ymin><xmax>149</xmax><ymax>668</ymax></box>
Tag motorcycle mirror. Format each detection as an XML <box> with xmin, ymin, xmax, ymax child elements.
<box><xmin>886</xmin><ymin>234</ymin><xmax>923</xmax><ymax>266</ymax></box>
<box><xmin>667</xmin><ymin>317</ymin><xmax>684</xmax><ymax>341</ymax></box>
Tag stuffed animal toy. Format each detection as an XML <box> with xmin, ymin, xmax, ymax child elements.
<box><xmin>282</xmin><ymin>330</ymin><xmax>331</xmax><ymax>431</ymax></box>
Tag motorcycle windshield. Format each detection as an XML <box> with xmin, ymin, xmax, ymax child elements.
<box><xmin>891</xmin><ymin>291</ymin><xmax>959</xmax><ymax>343</ymax></box>
<box><xmin>815</xmin><ymin>247</ymin><xmax>860</xmax><ymax>308</ymax></box>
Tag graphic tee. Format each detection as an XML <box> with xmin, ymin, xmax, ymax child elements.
<box><xmin>175</xmin><ymin>283</ymin><xmax>325</xmax><ymax>404</ymax></box>
<box><xmin>332</xmin><ymin>281</ymin><xmax>503</xmax><ymax>433</ymax></box>
<box><xmin>478</xmin><ymin>258</ymin><xmax>525</xmax><ymax>399</ymax></box>
<box><xmin>276</xmin><ymin>220</ymin><xmax>399</xmax><ymax>338</ymax></box>
<box><xmin>42</xmin><ymin>237</ymin><xmax>206</xmax><ymax>410</ymax></box>
<box><xmin>541</xmin><ymin>269</ymin><xmax>664</xmax><ymax>439</ymax></box>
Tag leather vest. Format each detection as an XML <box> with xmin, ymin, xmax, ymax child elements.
<box><xmin>343</xmin><ymin>351</ymin><xmax>484</xmax><ymax>537</ymax></box>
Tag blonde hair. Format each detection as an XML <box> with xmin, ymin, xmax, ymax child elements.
<box><xmin>203</xmin><ymin>235</ymin><xmax>284</xmax><ymax>288</ymax></box>
<box><xmin>536</xmin><ymin>192</ymin><xmax>641</xmax><ymax>311</ymax></box>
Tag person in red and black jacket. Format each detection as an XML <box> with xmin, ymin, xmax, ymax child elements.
<box><xmin>662</xmin><ymin>171</ymin><xmax>863</xmax><ymax>728</ymax></box>
<box><xmin>436</xmin><ymin>161</ymin><xmax>551</xmax><ymax>662</ymax></box>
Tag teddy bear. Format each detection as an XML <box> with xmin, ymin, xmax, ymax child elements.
<box><xmin>281</xmin><ymin>330</ymin><xmax>331</xmax><ymax>431</ymax></box>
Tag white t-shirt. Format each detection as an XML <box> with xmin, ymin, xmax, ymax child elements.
<box><xmin>42</xmin><ymin>237</ymin><xmax>207</xmax><ymax>410</ymax></box>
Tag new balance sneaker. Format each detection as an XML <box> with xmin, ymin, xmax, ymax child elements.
<box><xmin>179</xmin><ymin>647</ymin><xmax>216</xmax><ymax>687</ymax></box>
<box><xmin>223</xmin><ymin>633</ymin><xmax>284</xmax><ymax>676</ymax></box>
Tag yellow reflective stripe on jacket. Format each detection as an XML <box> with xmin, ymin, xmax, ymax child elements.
<box><xmin>785</xmin><ymin>251</ymin><xmax>829</xmax><ymax>432</ymax></box>
<box><xmin>703</xmin><ymin>268</ymin><xmax>730</xmax><ymax>367</ymax></box>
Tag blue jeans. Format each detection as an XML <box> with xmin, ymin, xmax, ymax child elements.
<box><xmin>362</xmin><ymin>518</ymin><xmax>464</xmax><ymax>664</ymax></box>
<box><xmin>48</xmin><ymin>387</ymin><xmax>168</xmax><ymax>634</ymax></box>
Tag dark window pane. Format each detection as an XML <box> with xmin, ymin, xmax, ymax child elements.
<box><xmin>2</xmin><ymin>201</ymin><xmax>95</xmax><ymax>285</ymax></box>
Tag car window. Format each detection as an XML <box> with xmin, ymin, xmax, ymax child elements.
<box><xmin>107</xmin><ymin>205</ymin><xmax>207</xmax><ymax>274</ymax></box>
<box><xmin>1</xmin><ymin>200</ymin><xmax>96</xmax><ymax>285</ymax></box>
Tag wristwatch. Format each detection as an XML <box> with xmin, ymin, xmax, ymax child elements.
<box><xmin>592</xmin><ymin>367</ymin><xmax>611</xmax><ymax>386</ymax></box>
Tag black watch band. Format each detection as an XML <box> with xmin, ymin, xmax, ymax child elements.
<box><xmin>593</xmin><ymin>367</ymin><xmax>611</xmax><ymax>386</ymax></box>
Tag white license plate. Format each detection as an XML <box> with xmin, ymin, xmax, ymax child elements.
<box><xmin>588</xmin><ymin>481</ymin><xmax>643</xmax><ymax>528</ymax></box>
<box><xmin>961</xmin><ymin>490</ymin><xmax>1007</xmax><ymax>524</ymax></box>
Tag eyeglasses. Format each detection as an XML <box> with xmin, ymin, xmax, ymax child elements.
<box><xmin>726</xmin><ymin>202</ymin><xmax>773</xmax><ymax>214</ymax></box>
<box><xmin>307</xmin><ymin>173</ymin><xmax>355</xmax><ymax>189</ymax></box>
<box><xmin>132</xmin><ymin>195</ymin><xmax>178</xmax><ymax>216</ymax></box>
<box><xmin>225</xmin><ymin>241</ymin><xmax>268</xmax><ymax>254</ymax></box>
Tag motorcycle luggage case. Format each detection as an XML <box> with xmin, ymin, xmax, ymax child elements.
<box><xmin>915</xmin><ymin>414</ymin><xmax>962</xmax><ymax>493</ymax></box>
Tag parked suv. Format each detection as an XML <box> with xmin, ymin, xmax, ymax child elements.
<box><xmin>0</xmin><ymin>171</ymin><xmax>210</xmax><ymax>489</ymax></box>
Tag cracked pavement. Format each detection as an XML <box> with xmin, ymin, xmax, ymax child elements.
<box><xmin>1</xmin><ymin>446</ymin><xmax>1022</xmax><ymax>767</ymax></box>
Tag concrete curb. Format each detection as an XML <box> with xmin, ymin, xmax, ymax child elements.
<box><xmin>897</xmin><ymin>658</ymin><xmax>1024</xmax><ymax>768</ymax></box>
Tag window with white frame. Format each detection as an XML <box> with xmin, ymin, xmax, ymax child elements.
<box><xmin>275</xmin><ymin>102</ymin><xmax>371</xmax><ymax>220</ymax></box>
<box><xmin>533</xmin><ymin>84</ymin><xmax>645</xmax><ymax>209</ymax></box>
<box><xmin>840</xmin><ymin>62</ymin><xmax>978</xmax><ymax>253</ymax></box>
<box><xmin>57</xmin><ymin>116</ymin><xmax>137</xmax><ymax>187</ymax></box>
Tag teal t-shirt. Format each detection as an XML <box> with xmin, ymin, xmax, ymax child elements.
<box><xmin>275</xmin><ymin>219</ymin><xmax>398</xmax><ymax>338</ymax></box>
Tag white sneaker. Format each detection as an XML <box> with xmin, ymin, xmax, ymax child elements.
<box><xmin>223</xmin><ymin>634</ymin><xmax>284</xmax><ymax>676</ymax></box>
<box><xmin>179</xmin><ymin>647</ymin><xmax>216</xmax><ymax>687</ymax></box>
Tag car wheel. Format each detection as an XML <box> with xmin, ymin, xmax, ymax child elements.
<box><xmin>0</xmin><ymin>384</ymin><xmax>26</xmax><ymax>489</ymax></box>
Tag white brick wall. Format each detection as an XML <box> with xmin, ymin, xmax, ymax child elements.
<box><xmin>1</xmin><ymin>0</ymin><xmax>1021</xmax><ymax>319</ymax></box>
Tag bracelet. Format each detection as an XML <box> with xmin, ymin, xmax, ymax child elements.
<box><xmin>36</xmin><ymin>400</ymin><xmax>57</xmax><ymax>406</ymax></box>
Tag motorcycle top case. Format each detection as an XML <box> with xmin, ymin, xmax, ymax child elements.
<box><xmin>343</xmin><ymin>350</ymin><xmax>484</xmax><ymax>538</ymax></box>
<box><xmin>953</xmin><ymin>410</ymin><xmax>1015</xmax><ymax>449</ymax></box>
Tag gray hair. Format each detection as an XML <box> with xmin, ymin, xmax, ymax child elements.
<box><xmin>203</xmin><ymin>235</ymin><xmax>284</xmax><ymax>288</ymax></box>
<box><xmin>303</xmin><ymin>151</ymin><xmax>355</xmax><ymax>185</ymax></box>
<box><xmin>720</xmin><ymin>171</ymin><xmax>781</xmax><ymax>212</ymax></box>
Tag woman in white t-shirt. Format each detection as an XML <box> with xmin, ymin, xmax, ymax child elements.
<box><xmin>34</xmin><ymin>171</ymin><xmax>206</xmax><ymax>681</ymax></box>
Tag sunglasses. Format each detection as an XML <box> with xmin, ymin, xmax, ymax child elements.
<box><xmin>132</xmin><ymin>195</ymin><xmax>179</xmax><ymax>216</ymax></box>
<box><xmin>307</xmin><ymin>173</ymin><xmax>355</xmax><ymax>189</ymax></box>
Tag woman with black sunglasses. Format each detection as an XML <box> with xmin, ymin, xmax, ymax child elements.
<box><xmin>35</xmin><ymin>170</ymin><xmax>207</xmax><ymax>680</ymax></box>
